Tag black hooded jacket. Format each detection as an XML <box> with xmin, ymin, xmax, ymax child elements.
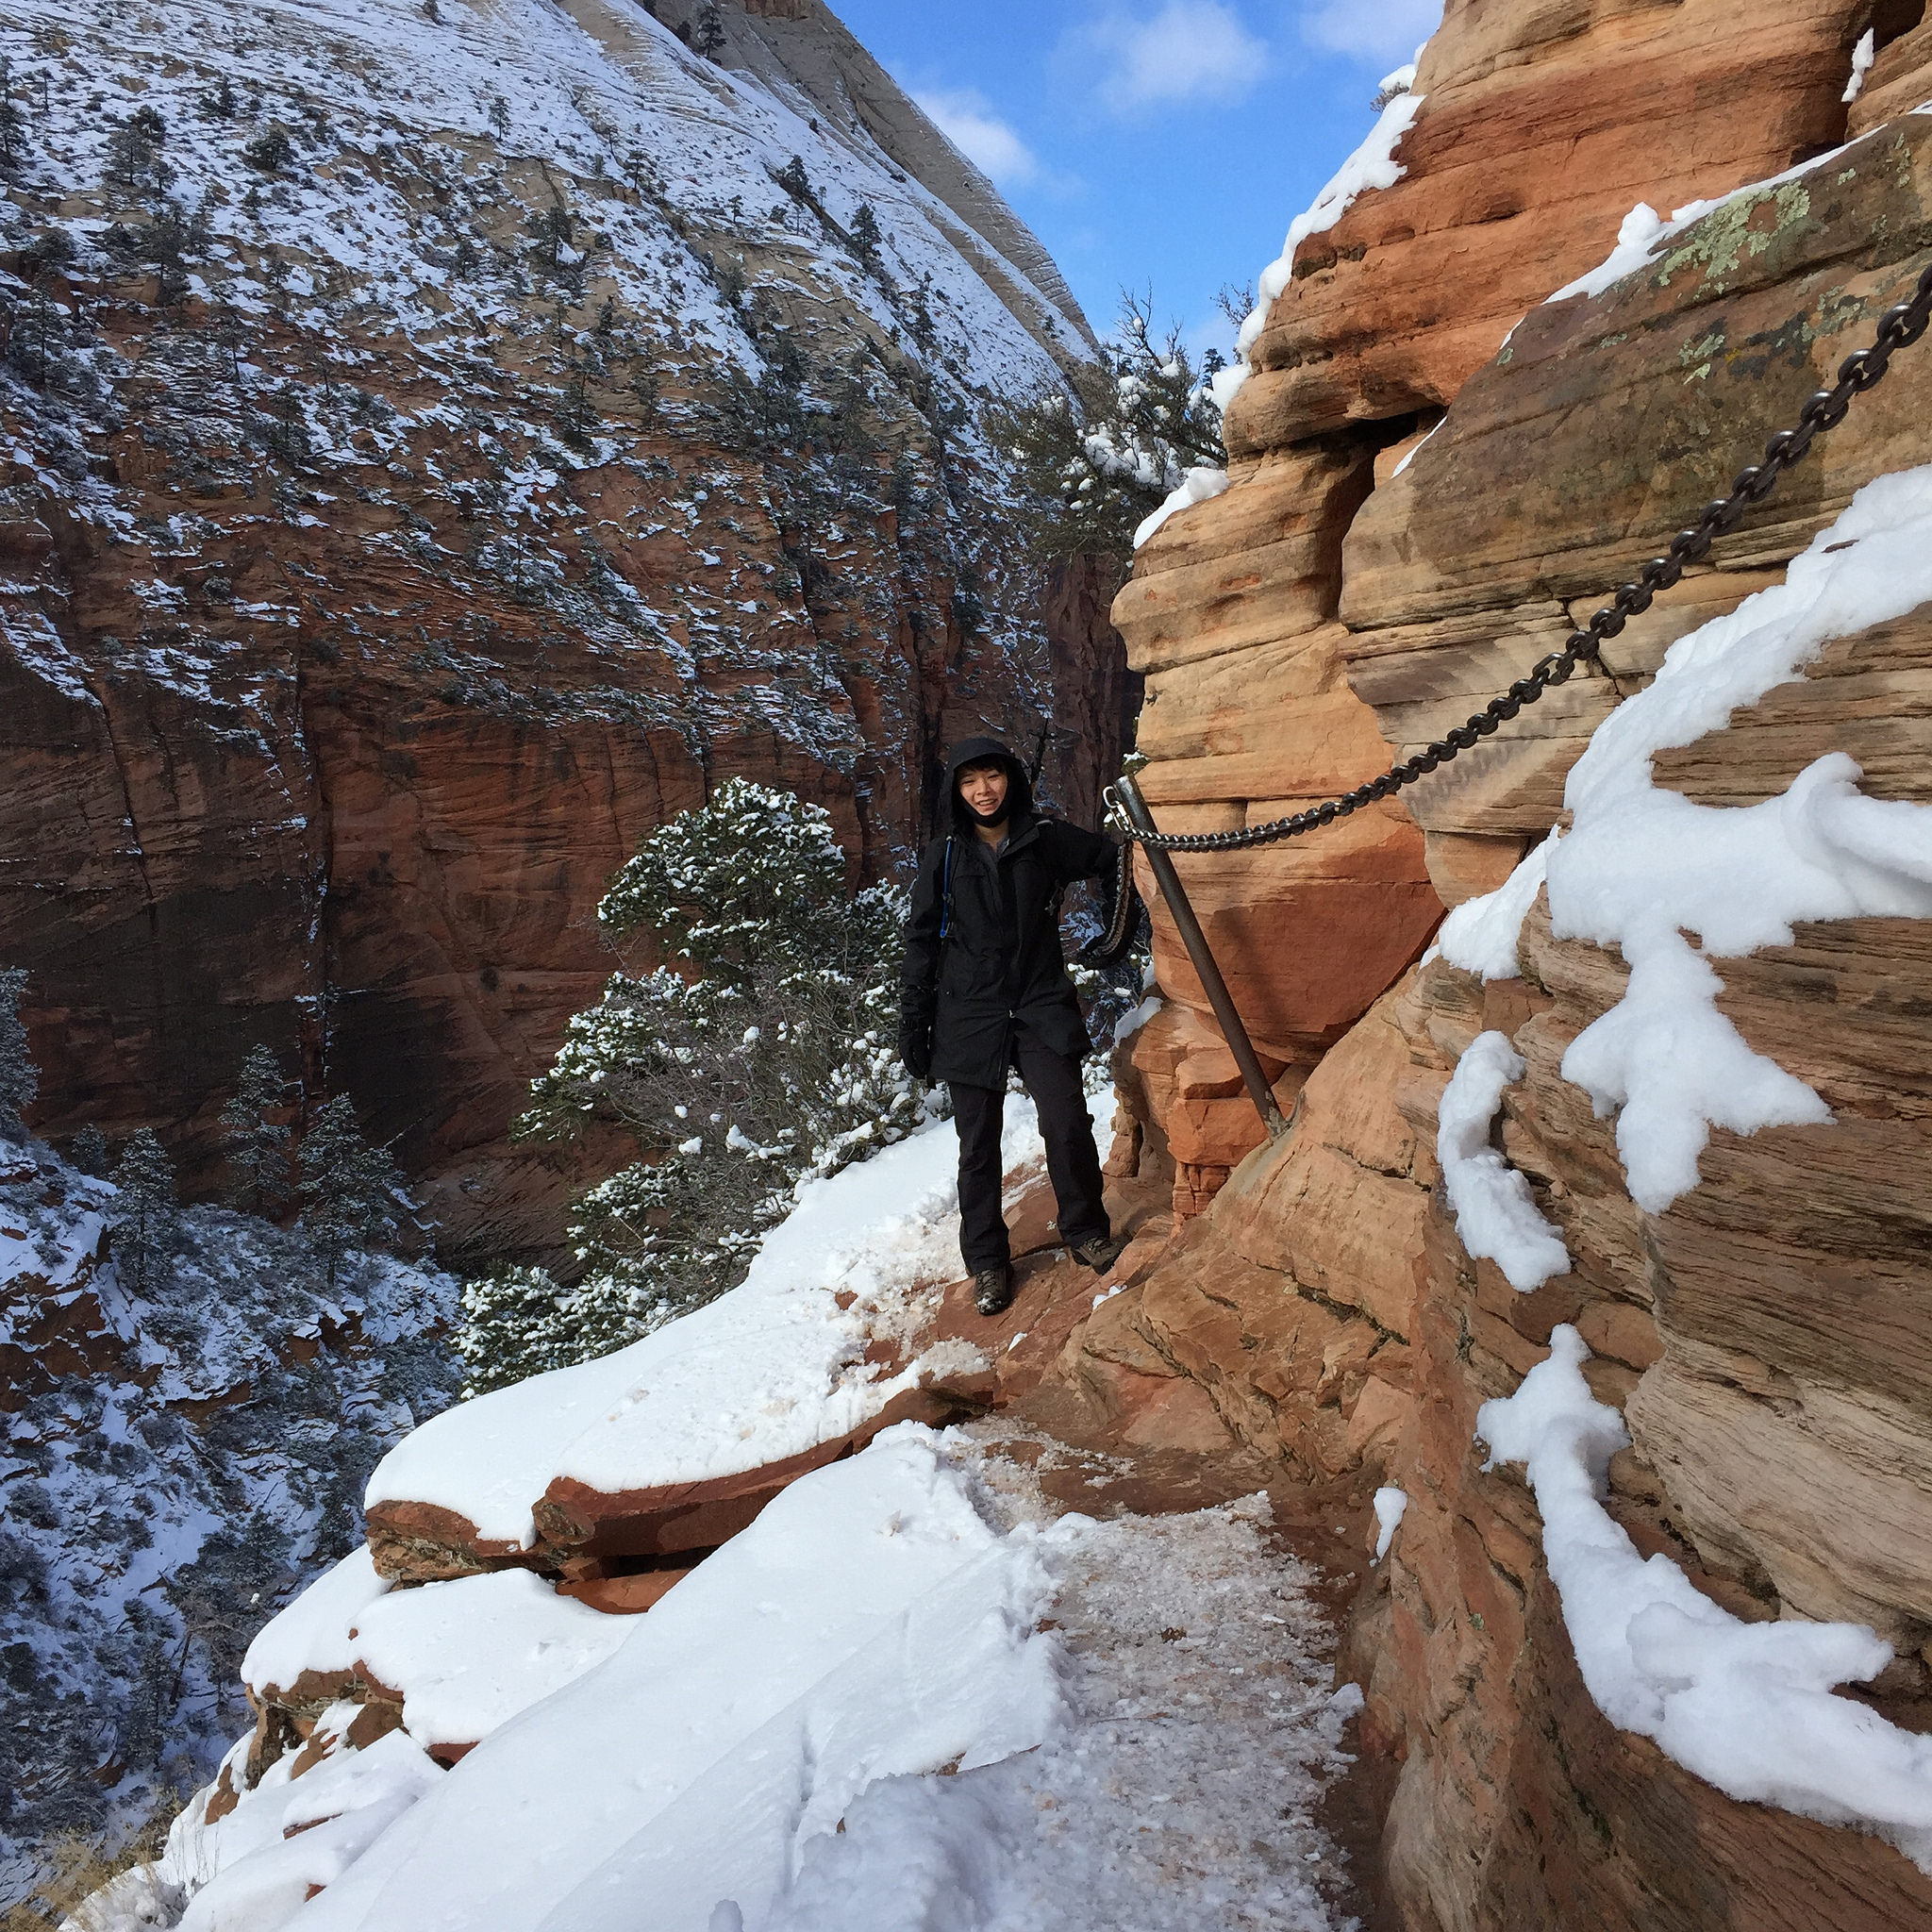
<box><xmin>898</xmin><ymin>736</ymin><xmax>1117</xmax><ymax>1089</ymax></box>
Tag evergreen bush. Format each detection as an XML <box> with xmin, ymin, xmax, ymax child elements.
<box><xmin>469</xmin><ymin>781</ymin><xmax>924</xmax><ymax>1389</ymax></box>
<box><xmin>0</xmin><ymin>966</ymin><xmax>36</xmax><ymax>1139</ymax></box>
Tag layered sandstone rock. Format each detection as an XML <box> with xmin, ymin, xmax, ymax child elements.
<box><xmin>1090</xmin><ymin>5</ymin><xmax>1932</xmax><ymax>1923</ymax></box>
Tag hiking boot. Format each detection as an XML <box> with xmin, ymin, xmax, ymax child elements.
<box><xmin>1071</xmin><ymin>1233</ymin><xmax>1128</xmax><ymax>1274</ymax></box>
<box><xmin>974</xmin><ymin>1264</ymin><xmax>1015</xmax><ymax>1317</ymax></box>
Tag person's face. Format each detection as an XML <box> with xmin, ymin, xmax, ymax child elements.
<box><xmin>958</xmin><ymin>762</ymin><xmax>1009</xmax><ymax>821</ymax></box>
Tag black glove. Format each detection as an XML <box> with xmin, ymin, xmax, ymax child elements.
<box><xmin>898</xmin><ymin>1024</ymin><xmax>933</xmax><ymax>1082</ymax></box>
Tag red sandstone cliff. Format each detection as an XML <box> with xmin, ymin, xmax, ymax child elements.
<box><xmin>1087</xmin><ymin>2</ymin><xmax>1932</xmax><ymax>1922</ymax></box>
<box><xmin>0</xmin><ymin>0</ymin><xmax>1124</xmax><ymax>1260</ymax></box>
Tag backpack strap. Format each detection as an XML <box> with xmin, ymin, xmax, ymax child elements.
<box><xmin>938</xmin><ymin>836</ymin><xmax>957</xmax><ymax>943</ymax></box>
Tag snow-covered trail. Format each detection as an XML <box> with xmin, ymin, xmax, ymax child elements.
<box><xmin>763</xmin><ymin>1424</ymin><xmax>1368</xmax><ymax>1932</ymax></box>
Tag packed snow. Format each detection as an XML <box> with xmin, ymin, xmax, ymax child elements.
<box><xmin>346</xmin><ymin>1570</ymin><xmax>635</xmax><ymax>1749</ymax></box>
<box><xmin>366</xmin><ymin>1101</ymin><xmax>1057</xmax><ymax>1543</ymax></box>
<box><xmin>1436</xmin><ymin>1031</ymin><xmax>1571</xmax><ymax>1292</ymax></box>
<box><xmin>1371</xmin><ymin>1487</ymin><xmax>1407</xmax><ymax>1563</ymax></box>
<box><xmin>242</xmin><ymin>1546</ymin><xmax>390</xmax><ymax>1700</ymax></box>
<box><xmin>1478</xmin><ymin>1325</ymin><xmax>1932</xmax><ymax>1869</ymax></box>
<box><xmin>1429</xmin><ymin>466</ymin><xmax>1932</xmax><ymax>1213</ymax></box>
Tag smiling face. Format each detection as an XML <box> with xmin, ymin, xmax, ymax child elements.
<box><xmin>957</xmin><ymin>760</ymin><xmax>1010</xmax><ymax>823</ymax></box>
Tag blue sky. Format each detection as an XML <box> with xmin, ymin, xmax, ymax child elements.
<box><xmin>829</xmin><ymin>0</ymin><xmax>1443</xmax><ymax>357</ymax></box>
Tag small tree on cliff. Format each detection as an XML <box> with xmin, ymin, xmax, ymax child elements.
<box><xmin>468</xmin><ymin>781</ymin><xmax>924</xmax><ymax>1389</ymax></box>
<box><xmin>110</xmin><ymin>1129</ymin><xmax>176</xmax><ymax>1294</ymax></box>
<box><xmin>222</xmin><ymin>1044</ymin><xmax>292</xmax><ymax>1214</ymax></box>
<box><xmin>454</xmin><ymin>1264</ymin><xmax>577</xmax><ymax>1397</ymax></box>
<box><xmin>298</xmin><ymin>1095</ymin><xmax>408</xmax><ymax>1288</ymax></box>
<box><xmin>693</xmin><ymin>2</ymin><xmax>726</xmax><ymax>59</ymax></box>
<box><xmin>991</xmin><ymin>289</ymin><xmax>1225</xmax><ymax>563</ymax></box>
<box><xmin>70</xmin><ymin>1124</ymin><xmax>109</xmax><ymax>1177</ymax></box>
<box><xmin>0</xmin><ymin>966</ymin><xmax>37</xmax><ymax>1141</ymax></box>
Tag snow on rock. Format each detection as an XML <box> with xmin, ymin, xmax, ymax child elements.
<box><xmin>365</xmin><ymin>1105</ymin><xmax>1045</xmax><ymax>1553</ymax></box>
<box><xmin>242</xmin><ymin>1546</ymin><xmax>391</xmax><ymax>1702</ymax></box>
<box><xmin>1546</xmin><ymin>465</ymin><xmax>1932</xmax><ymax>1211</ymax></box>
<box><xmin>1845</xmin><ymin>26</ymin><xmax>1876</xmax><ymax>103</ymax></box>
<box><xmin>1477</xmin><ymin>1325</ymin><xmax>1932</xmax><ymax>1870</ymax></box>
<box><xmin>290</xmin><ymin>1425</ymin><xmax>1060</xmax><ymax>1932</ymax></box>
<box><xmin>346</xmin><ymin>1569</ymin><xmax>634</xmax><ymax>1751</ymax></box>
<box><xmin>1372</xmin><ymin>1487</ymin><xmax>1408</xmax><ymax>1563</ymax></box>
<box><xmin>1426</xmin><ymin>467</ymin><xmax>1932</xmax><ymax>1215</ymax></box>
<box><xmin>1432</xmin><ymin>830</ymin><xmax>1559</xmax><ymax>981</ymax></box>
<box><xmin>174</xmin><ymin>1731</ymin><xmax>445</xmax><ymax>1932</ymax></box>
<box><xmin>1548</xmin><ymin>134</ymin><xmax>1856</xmax><ymax>305</ymax></box>
<box><xmin>1213</xmin><ymin>71</ymin><xmax>1427</xmax><ymax>415</ymax></box>
<box><xmin>1437</xmin><ymin>1032</ymin><xmax>1571</xmax><ymax>1293</ymax></box>
<box><xmin>1132</xmin><ymin>463</ymin><xmax>1230</xmax><ymax>550</ymax></box>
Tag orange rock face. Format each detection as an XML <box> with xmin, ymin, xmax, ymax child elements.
<box><xmin>1091</xmin><ymin>6</ymin><xmax>1932</xmax><ymax>1924</ymax></box>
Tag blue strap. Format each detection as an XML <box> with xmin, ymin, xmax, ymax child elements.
<box><xmin>939</xmin><ymin>836</ymin><xmax>956</xmax><ymax>941</ymax></box>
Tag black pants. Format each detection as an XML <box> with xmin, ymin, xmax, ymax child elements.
<box><xmin>951</xmin><ymin>1029</ymin><xmax>1110</xmax><ymax>1274</ymax></box>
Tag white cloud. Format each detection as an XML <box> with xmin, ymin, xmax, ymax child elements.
<box><xmin>1078</xmin><ymin>2</ymin><xmax>1271</xmax><ymax>113</ymax></box>
<box><xmin>914</xmin><ymin>88</ymin><xmax>1041</xmax><ymax>188</ymax></box>
<box><xmin>1299</xmin><ymin>0</ymin><xmax>1443</xmax><ymax>67</ymax></box>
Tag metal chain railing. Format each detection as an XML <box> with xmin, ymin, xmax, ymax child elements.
<box><xmin>1105</xmin><ymin>258</ymin><xmax>1932</xmax><ymax>855</ymax></box>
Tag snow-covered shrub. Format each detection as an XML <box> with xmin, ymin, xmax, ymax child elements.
<box><xmin>476</xmin><ymin>781</ymin><xmax>924</xmax><ymax>1388</ymax></box>
<box><xmin>992</xmin><ymin>291</ymin><xmax>1226</xmax><ymax>561</ymax></box>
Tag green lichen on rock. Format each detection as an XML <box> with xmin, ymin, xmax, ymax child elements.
<box><xmin>1657</xmin><ymin>180</ymin><xmax>1814</xmax><ymax>293</ymax></box>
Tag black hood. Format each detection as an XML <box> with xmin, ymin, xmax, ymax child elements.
<box><xmin>945</xmin><ymin>735</ymin><xmax>1033</xmax><ymax>831</ymax></box>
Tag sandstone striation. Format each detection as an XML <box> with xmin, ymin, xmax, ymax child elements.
<box><xmin>1086</xmin><ymin>1</ymin><xmax>1932</xmax><ymax>1922</ymax></box>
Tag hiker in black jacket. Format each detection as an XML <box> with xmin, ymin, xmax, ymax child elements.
<box><xmin>899</xmin><ymin>736</ymin><xmax>1128</xmax><ymax>1316</ymax></box>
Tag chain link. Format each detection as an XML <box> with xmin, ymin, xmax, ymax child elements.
<box><xmin>1107</xmin><ymin>257</ymin><xmax>1932</xmax><ymax>854</ymax></box>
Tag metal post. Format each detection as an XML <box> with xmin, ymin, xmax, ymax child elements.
<box><xmin>1114</xmin><ymin>774</ymin><xmax>1289</xmax><ymax>1141</ymax></box>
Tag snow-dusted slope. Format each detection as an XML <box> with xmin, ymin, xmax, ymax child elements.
<box><xmin>0</xmin><ymin>1135</ymin><xmax>458</xmax><ymax>1908</ymax></box>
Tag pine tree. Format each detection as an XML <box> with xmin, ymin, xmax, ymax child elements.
<box><xmin>298</xmin><ymin>1095</ymin><xmax>407</xmax><ymax>1288</ymax></box>
<box><xmin>774</xmin><ymin>154</ymin><xmax>811</xmax><ymax>204</ymax></box>
<box><xmin>693</xmin><ymin>3</ymin><xmax>726</xmax><ymax>58</ymax></box>
<box><xmin>0</xmin><ymin>966</ymin><xmax>35</xmax><ymax>1140</ymax></box>
<box><xmin>221</xmin><ymin>1044</ymin><xmax>291</xmax><ymax>1214</ymax></box>
<box><xmin>71</xmin><ymin>1124</ymin><xmax>109</xmax><ymax>1176</ymax></box>
<box><xmin>104</xmin><ymin>106</ymin><xmax>171</xmax><ymax>203</ymax></box>
<box><xmin>110</xmin><ymin>1129</ymin><xmax>176</xmax><ymax>1295</ymax></box>
<box><xmin>0</xmin><ymin>59</ymin><xmax>25</xmax><ymax>173</ymax></box>
<box><xmin>849</xmin><ymin>202</ymin><xmax>883</xmax><ymax>273</ymax></box>
<box><xmin>481</xmin><ymin>782</ymin><xmax>923</xmax><ymax>1390</ymax></box>
<box><xmin>243</xmin><ymin>125</ymin><xmax>295</xmax><ymax>174</ymax></box>
<box><xmin>455</xmin><ymin>1265</ymin><xmax>576</xmax><ymax>1396</ymax></box>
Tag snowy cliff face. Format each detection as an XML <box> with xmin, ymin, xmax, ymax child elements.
<box><xmin>0</xmin><ymin>1132</ymin><xmax>458</xmax><ymax>1908</ymax></box>
<box><xmin>0</xmin><ymin>0</ymin><xmax>1098</xmax><ymax>1257</ymax></box>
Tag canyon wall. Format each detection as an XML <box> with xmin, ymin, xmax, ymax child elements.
<box><xmin>1094</xmin><ymin>1</ymin><xmax>1932</xmax><ymax>1923</ymax></box>
<box><xmin>0</xmin><ymin>0</ymin><xmax>1121</xmax><ymax>1261</ymax></box>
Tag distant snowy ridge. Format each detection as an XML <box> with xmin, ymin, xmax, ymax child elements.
<box><xmin>1433</xmin><ymin>464</ymin><xmax>1932</xmax><ymax>1216</ymax></box>
<box><xmin>1479</xmin><ymin>1326</ymin><xmax>1932</xmax><ymax>1870</ymax></box>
